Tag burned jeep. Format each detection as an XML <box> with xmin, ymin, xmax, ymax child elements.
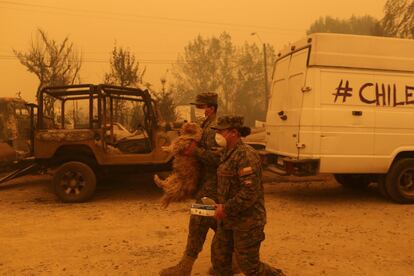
<box><xmin>24</xmin><ymin>84</ymin><xmax>177</xmax><ymax>202</ymax></box>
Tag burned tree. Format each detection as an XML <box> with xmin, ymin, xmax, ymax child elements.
<box><xmin>104</xmin><ymin>45</ymin><xmax>146</xmax><ymax>125</ymax></box>
<box><xmin>154</xmin><ymin>78</ymin><xmax>177</xmax><ymax>123</ymax></box>
<box><xmin>14</xmin><ymin>28</ymin><xmax>82</xmax><ymax>106</ymax></box>
<box><xmin>104</xmin><ymin>45</ymin><xmax>146</xmax><ymax>87</ymax></box>
<box><xmin>307</xmin><ymin>15</ymin><xmax>385</xmax><ymax>36</ymax></box>
<box><xmin>382</xmin><ymin>0</ymin><xmax>414</xmax><ymax>38</ymax></box>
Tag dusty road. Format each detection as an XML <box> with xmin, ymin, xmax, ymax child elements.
<box><xmin>0</xmin><ymin>172</ymin><xmax>413</xmax><ymax>276</ymax></box>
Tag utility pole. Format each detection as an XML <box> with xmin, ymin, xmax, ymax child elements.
<box><xmin>160</xmin><ymin>78</ymin><xmax>166</xmax><ymax>93</ymax></box>
<box><xmin>160</xmin><ymin>69</ymin><xmax>169</xmax><ymax>94</ymax></box>
<box><xmin>251</xmin><ymin>32</ymin><xmax>269</xmax><ymax>110</ymax></box>
<box><xmin>262</xmin><ymin>42</ymin><xmax>269</xmax><ymax>109</ymax></box>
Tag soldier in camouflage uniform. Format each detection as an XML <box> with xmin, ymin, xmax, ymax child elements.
<box><xmin>211</xmin><ymin>115</ymin><xmax>284</xmax><ymax>276</ymax></box>
<box><xmin>160</xmin><ymin>92</ymin><xmax>221</xmax><ymax>276</ymax></box>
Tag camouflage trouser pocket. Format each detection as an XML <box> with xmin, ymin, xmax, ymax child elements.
<box><xmin>235</xmin><ymin>227</ymin><xmax>265</xmax><ymax>247</ymax></box>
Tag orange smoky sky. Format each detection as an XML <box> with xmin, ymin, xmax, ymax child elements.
<box><xmin>0</xmin><ymin>0</ymin><xmax>386</xmax><ymax>102</ymax></box>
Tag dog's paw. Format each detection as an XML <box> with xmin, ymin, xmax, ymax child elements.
<box><xmin>161</xmin><ymin>146</ymin><xmax>172</xmax><ymax>152</ymax></box>
<box><xmin>154</xmin><ymin>174</ymin><xmax>163</xmax><ymax>187</ymax></box>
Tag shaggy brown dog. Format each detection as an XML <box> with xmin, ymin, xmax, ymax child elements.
<box><xmin>154</xmin><ymin>122</ymin><xmax>202</xmax><ymax>208</ymax></box>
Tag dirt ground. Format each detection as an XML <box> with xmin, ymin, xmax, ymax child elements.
<box><xmin>0</xmin><ymin>172</ymin><xmax>413</xmax><ymax>276</ymax></box>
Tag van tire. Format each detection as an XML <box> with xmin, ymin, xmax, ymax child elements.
<box><xmin>53</xmin><ymin>161</ymin><xmax>97</xmax><ymax>203</ymax></box>
<box><xmin>377</xmin><ymin>176</ymin><xmax>390</xmax><ymax>199</ymax></box>
<box><xmin>334</xmin><ymin>174</ymin><xmax>370</xmax><ymax>189</ymax></box>
<box><xmin>385</xmin><ymin>159</ymin><xmax>414</xmax><ymax>204</ymax></box>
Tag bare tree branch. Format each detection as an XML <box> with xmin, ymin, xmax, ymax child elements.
<box><xmin>13</xmin><ymin>28</ymin><xmax>83</xmax><ymax>102</ymax></box>
<box><xmin>382</xmin><ymin>0</ymin><xmax>414</xmax><ymax>38</ymax></box>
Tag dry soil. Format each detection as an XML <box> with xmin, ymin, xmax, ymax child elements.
<box><xmin>0</xmin><ymin>172</ymin><xmax>413</xmax><ymax>276</ymax></box>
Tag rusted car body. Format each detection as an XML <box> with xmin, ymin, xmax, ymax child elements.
<box><xmin>0</xmin><ymin>98</ymin><xmax>32</xmax><ymax>168</ymax></box>
<box><xmin>1</xmin><ymin>84</ymin><xmax>178</xmax><ymax>202</ymax></box>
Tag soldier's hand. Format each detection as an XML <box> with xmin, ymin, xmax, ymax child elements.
<box><xmin>214</xmin><ymin>204</ymin><xmax>226</xmax><ymax>220</ymax></box>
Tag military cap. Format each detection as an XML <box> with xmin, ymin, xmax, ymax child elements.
<box><xmin>212</xmin><ymin>115</ymin><xmax>245</xmax><ymax>130</ymax></box>
<box><xmin>190</xmin><ymin>92</ymin><xmax>218</xmax><ymax>106</ymax></box>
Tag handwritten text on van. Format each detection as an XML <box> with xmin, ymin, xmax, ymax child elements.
<box><xmin>333</xmin><ymin>79</ymin><xmax>414</xmax><ymax>106</ymax></box>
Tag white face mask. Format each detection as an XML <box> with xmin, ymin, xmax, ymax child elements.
<box><xmin>215</xmin><ymin>133</ymin><xmax>227</xmax><ymax>148</ymax></box>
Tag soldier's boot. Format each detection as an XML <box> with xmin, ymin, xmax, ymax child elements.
<box><xmin>208</xmin><ymin>253</ymin><xmax>241</xmax><ymax>275</ymax></box>
<box><xmin>159</xmin><ymin>255</ymin><xmax>196</xmax><ymax>276</ymax></box>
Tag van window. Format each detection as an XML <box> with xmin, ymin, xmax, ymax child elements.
<box><xmin>270</xmin><ymin>48</ymin><xmax>309</xmax><ymax>113</ymax></box>
<box><xmin>270</xmin><ymin>55</ymin><xmax>290</xmax><ymax>111</ymax></box>
<box><xmin>286</xmin><ymin>49</ymin><xmax>309</xmax><ymax>109</ymax></box>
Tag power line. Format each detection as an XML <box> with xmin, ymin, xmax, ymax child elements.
<box><xmin>0</xmin><ymin>55</ymin><xmax>256</xmax><ymax>70</ymax></box>
<box><xmin>0</xmin><ymin>54</ymin><xmax>233</xmax><ymax>65</ymax></box>
<box><xmin>0</xmin><ymin>55</ymin><xmax>179</xmax><ymax>64</ymax></box>
<box><xmin>0</xmin><ymin>0</ymin><xmax>304</xmax><ymax>33</ymax></box>
<box><xmin>0</xmin><ymin>48</ymin><xmax>180</xmax><ymax>55</ymax></box>
<box><xmin>1</xmin><ymin>6</ymin><xmax>299</xmax><ymax>37</ymax></box>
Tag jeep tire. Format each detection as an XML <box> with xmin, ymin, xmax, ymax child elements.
<box><xmin>385</xmin><ymin>158</ymin><xmax>414</xmax><ymax>204</ymax></box>
<box><xmin>53</xmin><ymin>161</ymin><xmax>97</xmax><ymax>203</ymax></box>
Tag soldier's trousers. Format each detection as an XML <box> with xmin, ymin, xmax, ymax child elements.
<box><xmin>211</xmin><ymin>225</ymin><xmax>280</xmax><ymax>276</ymax></box>
<box><xmin>184</xmin><ymin>173</ymin><xmax>218</xmax><ymax>258</ymax></box>
<box><xmin>184</xmin><ymin>214</ymin><xmax>217</xmax><ymax>258</ymax></box>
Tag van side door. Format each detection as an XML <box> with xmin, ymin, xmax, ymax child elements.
<box><xmin>319</xmin><ymin>69</ymin><xmax>375</xmax><ymax>172</ymax></box>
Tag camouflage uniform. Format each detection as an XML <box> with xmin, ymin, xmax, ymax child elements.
<box><xmin>184</xmin><ymin>111</ymin><xmax>220</xmax><ymax>258</ymax></box>
<box><xmin>160</xmin><ymin>93</ymin><xmax>221</xmax><ymax>276</ymax></box>
<box><xmin>211</xmin><ymin>116</ymin><xmax>283</xmax><ymax>276</ymax></box>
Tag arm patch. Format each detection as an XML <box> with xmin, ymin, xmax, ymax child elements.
<box><xmin>239</xmin><ymin>166</ymin><xmax>254</xmax><ymax>177</ymax></box>
<box><xmin>243</xmin><ymin>179</ymin><xmax>253</xmax><ymax>186</ymax></box>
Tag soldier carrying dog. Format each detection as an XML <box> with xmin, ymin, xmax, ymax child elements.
<box><xmin>160</xmin><ymin>92</ymin><xmax>221</xmax><ymax>275</ymax></box>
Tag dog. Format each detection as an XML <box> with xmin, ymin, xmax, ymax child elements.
<box><xmin>154</xmin><ymin>122</ymin><xmax>202</xmax><ymax>208</ymax></box>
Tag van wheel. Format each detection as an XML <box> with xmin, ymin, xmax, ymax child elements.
<box><xmin>385</xmin><ymin>159</ymin><xmax>414</xmax><ymax>204</ymax></box>
<box><xmin>334</xmin><ymin>174</ymin><xmax>370</xmax><ymax>189</ymax></box>
<box><xmin>377</xmin><ymin>176</ymin><xmax>390</xmax><ymax>199</ymax></box>
<box><xmin>53</xmin><ymin>161</ymin><xmax>96</xmax><ymax>203</ymax></box>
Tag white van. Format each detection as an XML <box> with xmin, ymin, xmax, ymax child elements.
<box><xmin>175</xmin><ymin>104</ymin><xmax>196</xmax><ymax>122</ymax></box>
<box><xmin>263</xmin><ymin>33</ymin><xmax>414</xmax><ymax>203</ymax></box>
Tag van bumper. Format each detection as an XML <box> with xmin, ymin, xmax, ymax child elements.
<box><xmin>259</xmin><ymin>150</ymin><xmax>320</xmax><ymax>176</ymax></box>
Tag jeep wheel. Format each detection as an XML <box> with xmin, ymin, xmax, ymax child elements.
<box><xmin>385</xmin><ymin>159</ymin><xmax>414</xmax><ymax>204</ymax></box>
<box><xmin>334</xmin><ymin>174</ymin><xmax>370</xmax><ymax>189</ymax></box>
<box><xmin>53</xmin><ymin>161</ymin><xmax>96</xmax><ymax>203</ymax></box>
